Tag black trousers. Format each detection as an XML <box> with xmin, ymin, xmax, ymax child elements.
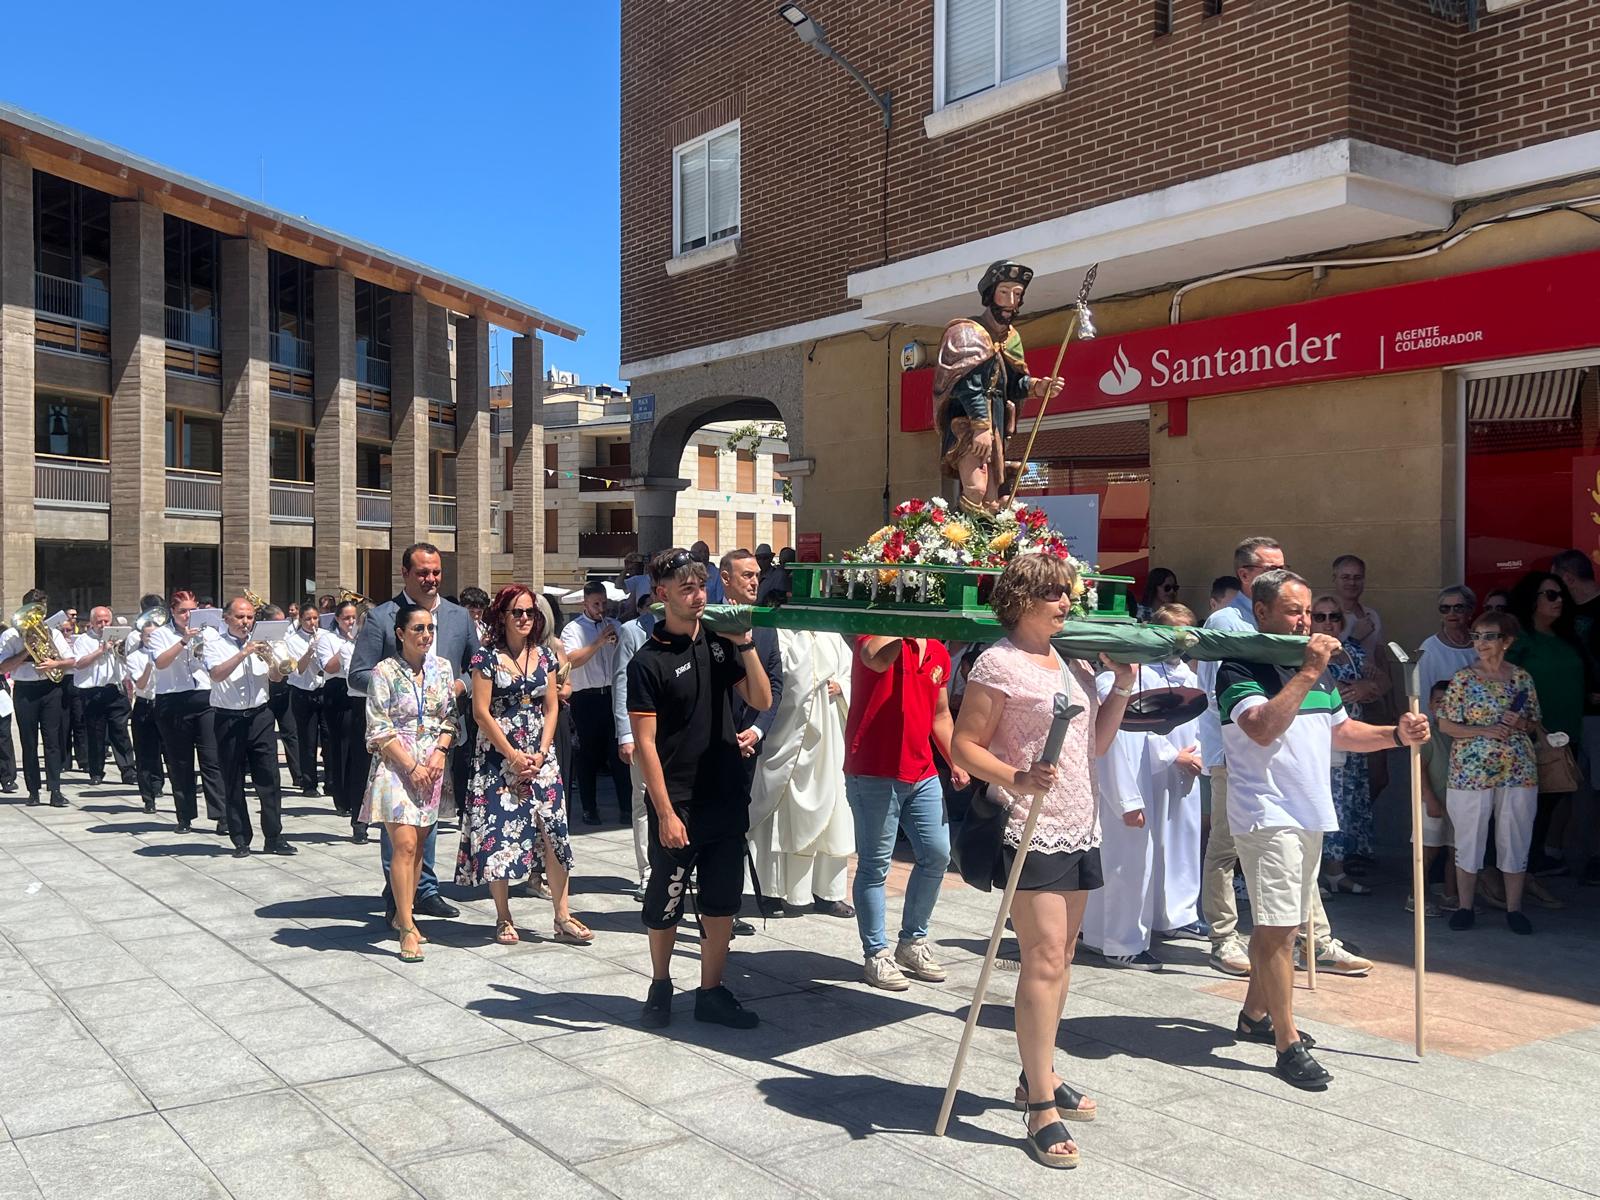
<box><xmin>215</xmin><ymin>704</ymin><xmax>282</xmax><ymax>847</ymax></box>
<box><xmin>343</xmin><ymin>689</ymin><xmax>371</xmax><ymax>831</ymax></box>
<box><xmin>14</xmin><ymin>679</ymin><xmax>65</xmax><ymax>800</ymax></box>
<box><xmin>0</xmin><ymin>711</ymin><xmax>14</xmax><ymax>788</ymax></box>
<box><xmin>570</xmin><ymin>687</ymin><xmax>631</xmax><ymax>818</ymax></box>
<box><xmin>82</xmin><ymin>685</ymin><xmax>135</xmax><ymax>782</ymax></box>
<box><xmin>130</xmin><ymin>696</ymin><xmax>165</xmax><ymax>807</ymax></box>
<box><xmin>288</xmin><ymin>685</ymin><xmax>323</xmax><ymax>796</ymax></box>
<box><xmin>155</xmin><ymin>689</ymin><xmax>223</xmax><ymax>825</ymax></box>
<box><xmin>320</xmin><ymin>679</ymin><xmax>349</xmax><ymax>813</ymax></box>
<box><xmin>453</xmin><ymin>694</ymin><xmax>476</xmax><ymax>818</ymax></box>
<box><xmin>269</xmin><ymin>680</ymin><xmax>305</xmax><ymax>790</ymax></box>
<box><xmin>61</xmin><ymin>681</ymin><xmax>84</xmax><ymax>773</ymax></box>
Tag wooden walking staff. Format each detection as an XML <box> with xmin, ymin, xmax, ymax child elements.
<box><xmin>934</xmin><ymin>695</ymin><xmax>1084</xmax><ymax>1138</ymax></box>
<box><xmin>1388</xmin><ymin>641</ymin><xmax>1427</xmax><ymax>1056</ymax></box>
<box><xmin>999</xmin><ymin>265</ymin><xmax>1099</xmax><ymax>512</ymax></box>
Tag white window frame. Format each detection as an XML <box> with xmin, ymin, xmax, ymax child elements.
<box><xmin>929</xmin><ymin>0</ymin><xmax>1068</xmax><ymax>139</ymax></box>
<box><xmin>670</xmin><ymin>119</ymin><xmax>741</xmax><ymax>269</ymax></box>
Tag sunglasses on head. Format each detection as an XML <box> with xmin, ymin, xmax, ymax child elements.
<box><xmin>1470</xmin><ymin>630</ymin><xmax>1502</xmax><ymax>642</ymax></box>
<box><xmin>1312</xmin><ymin>612</ymin><xmax>1344</xmax><ymax>623</ymax></box>
<box><xmin>654</xmin><ymin>550</ymin><xmax>695</xmax><ymax>581</ymax></box>
<box><xmin>509</xmin><ymin>606</ymin><xmax>537</xmax><ymax>619</ymax></box>
<box><xmin>1438</xmin><ymin>603</ymin><xmax>1470</xmax><ymax>614</ymax></box>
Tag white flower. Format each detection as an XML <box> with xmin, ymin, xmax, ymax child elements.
<box><xmin>931</xmin><ymin>496</ymin><xmax>949</xmax><ymax>509</ymax></box>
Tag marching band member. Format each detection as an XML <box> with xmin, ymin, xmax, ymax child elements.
<box><xmin>122</xmin><ymin>598</ymin><xmax>165</xmax><ymax>813</ymax></box>
<box><xmin>316</xmin><ymin>598</ymin><xmax>364</xmax><ymax>841</ymax></box>
<box><xmin>70</xmin><ymin>607</ymin><xmax>136</xmax><ymax>787</ymax></box>
<box><xmin>148</xmin><ymin>590</ymin><xmax>227</xmax><ymax>833</ymax></box>
<box><xmin>284</xmin><ymin>600</ymin><xmax>326</xmax><ymax>800</ymax></box>
<box><xmin>202</xmin><ymin>597</ymin><xmax>293</xmax><ymax>858</ymax></box>
<box><xmin>0</xmin><ymin>588</ymin><xmax>77</xmax><ymax>807</ymax></box>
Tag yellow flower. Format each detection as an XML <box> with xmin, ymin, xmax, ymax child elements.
<box><xmin>877</xmin><ymin>568</ymin><xmax>900</xmax><ymax>586</ymax></box>
<box><xmin>944</xmin><ymin>521</ymin><xmax>972</xmax><ymax>546</ymax></box>
<box><xmin>989</xmin><ymin>529</ymin><xmax>1016</xmax><ymax>554</ymax></box>
<box><xmin>867</xmin><ymin>525</ymin><xmax>894</xmax><ymax>544</ymax></box>
<box><xmin>1071</xmin><ymin>577</ymin><xmax>1086</xmax><ymax>599</ymax></box>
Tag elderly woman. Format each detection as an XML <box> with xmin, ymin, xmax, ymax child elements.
<box><xmin>1312</xmin><ymin>594</ymin><xmax>1380</xmax><ymax>894</ymax></box>
<box><xmin>1437</xmin><ymin>610</ymin><xmax>1541</xmax><ymax>935</ymax></box>
<box><xmin>1418</xmin><ymin>586</ymin><xmax>1479</xmax><ymax>714</ymax></box>
<box><xmin>953</xmin><ymin>554</ymin><xmax>1133</xmax><ymax>1170</ymax></box>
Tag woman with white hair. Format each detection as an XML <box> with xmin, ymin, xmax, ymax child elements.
<box><xmin>1418</xmin><ymin>586</ymin><xmax>1479</xmax><ymax>714</ymax></box>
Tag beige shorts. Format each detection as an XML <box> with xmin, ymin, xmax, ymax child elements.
<box><xmin>1235</xmin><ymin>826</ymin><xmax>1323</xmax><ymax>928</ymax></box>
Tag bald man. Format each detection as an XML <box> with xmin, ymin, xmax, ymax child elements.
<box><xmin>71</xmin><ymin>606</ymin><xmax>136</xmax><ymax>787</ymax></box>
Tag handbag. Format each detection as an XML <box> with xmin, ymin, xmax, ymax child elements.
<box><xmin>951</xmin><ymin>657</ymin><xmax>1074</xmax><ymax>892</ymax></box>
<box><xmin>1535</xmin><ymin>726</ymin><xmax>1581</xmax><ymax>794</ymax></box>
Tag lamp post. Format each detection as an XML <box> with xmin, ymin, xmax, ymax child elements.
<box><xmin>777</xmin><ymin>4</ymin><xmax>892</xmax><ymax>129</ymax></box>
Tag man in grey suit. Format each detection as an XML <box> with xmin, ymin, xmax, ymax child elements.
<box><xmin>348</xmin><ymin>542</ymin><xmax>480</xmax><ymax>921</ymax></box>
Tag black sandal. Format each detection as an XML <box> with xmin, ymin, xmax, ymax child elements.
<box><xmin>1236</xmin><ymin>1010</ymin><xmax>1317</xmax><ymax>1049</ymax></box>
<box><xmin>1013</xmin><ymin>1071</ymin><xmax>1095</xmax><ymax>1120</ymax></box>
<box><xmin>1275</xmin><ymin>1042</ymin><xmax>1332</xmax><ymax>1090</ymax></box>
<box><xmin>1023</xmin><ymin>1101</ymin><xmax>1079</xmax><ymax>1168</ymax></box>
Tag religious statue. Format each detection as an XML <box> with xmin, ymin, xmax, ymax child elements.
<box><xmin>935</xmin><ymin>260</ymin><xmax>1063</xmax><ymax>516</ymax></box>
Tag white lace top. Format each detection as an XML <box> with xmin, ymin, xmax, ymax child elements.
<box><xmin>967</xmin><ymin>639</ymin><xmax>1101</xmax><ymax>854</ymax></box>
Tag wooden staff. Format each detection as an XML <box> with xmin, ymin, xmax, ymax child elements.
<box><xmin>935</xmin><ymin>697</ymin><xmax>1082</xmax><ymax>1138</ymax></box>
<box><xmin>1388</xmin><ymin>641</ymin><xmax>1426</xmax><ymax>1056</ymax></box>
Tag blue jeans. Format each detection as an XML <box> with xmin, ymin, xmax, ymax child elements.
<box><xmin>846</xmin><ymin>773</ymin><xmax>950</xmax><ymax>958</ymax></box>
<box><xmin>380</xmin><ymin>821</ymin><xmax>440</xmax><ymax>900</ymax></box>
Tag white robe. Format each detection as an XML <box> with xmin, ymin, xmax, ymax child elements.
<box><xmin>1081</xmin><ymin>661</ymin><xmax>1203</xmax><ymax>957</ymax></box>
<box><xmin>749</xmin><ymin>630</ymin><xmax>855</xmax><ymax>905</ymax></box>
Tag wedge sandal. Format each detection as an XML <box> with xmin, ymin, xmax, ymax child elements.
<box><xmin>1013</xmin><ymin>1071</ymin><xmax>1095</xmax><ymax>1120</ymax></box>
<box><xmin>1023</xmin><ymin>1101</ymin><xmax>1079</xmax><ymax>1169</ymax></box>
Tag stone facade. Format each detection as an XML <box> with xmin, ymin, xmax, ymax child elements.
<box><xmin>219</xmin><ymin>238</ymin><xmax>271</xmax><ymax>600</ymax></box>
<box><xmin>312</xmin><ymin>269</ymin><xmax>358</xmax><ymax>595</ymax></box>
<box><xmin>0</xmin><ymin>154</ymin><xmax>36</xmax><ymax>609</ymax></box>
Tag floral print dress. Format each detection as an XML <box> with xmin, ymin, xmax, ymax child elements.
<box><xmin>1324</xmin><ymin>638</ymin><xmax>1373</xmax><ymax>860</ymax></box>
<box><xmin>455</xmin><ymin>644</ymin><xmax>574</xmax><ymax>885</ymax></box>
<box><xmin>360</xmin><ymin>654</ymin><xmax>458</xmax><ymax>826</ymax></box>
<box><xmin>1439</xmin><ymin>665</ymin><xmax>1540</xmax><ymax>790</ymax></box>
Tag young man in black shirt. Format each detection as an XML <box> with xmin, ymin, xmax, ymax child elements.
<box><xmin>629</xmin><ymin>547</ymin><xmax>773</xmax><ymax>1029</ymax></box>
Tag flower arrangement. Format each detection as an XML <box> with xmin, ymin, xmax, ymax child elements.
<box><xmin>837</xmin><ymin>496</ymin><xmax>1099</xmax><ymax>615</ymax></box>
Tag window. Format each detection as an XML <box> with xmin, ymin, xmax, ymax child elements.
<box><xmin>697</xmin><ymin>510</ymin><xmax>719</xmax><ymax>552</ymax></box>
<box><xmin>735</xmin><ymin>513</ymin><xmax>756</xmax><ymax>552</ymax></box>
<box><xmin>673</xmin><ymin>121</ymin><xmax>740</xmax><ymax>255</ymax></box>
<box><xmin>164</xmin><ymin>411</ymin><xmax>220</xmax><ymax>472</ymax></box>
<box><xmin>771</xmin><ymin>452</ymin><xmax>789</xmax><ymax>496</ymax></box>
<box><xmin>33</xmin><ymin>174</ymin><xmax>110</xmax><ymax>323</ymax></box>
<box><xmin>772</xmin><ymin>514</ymin><xmax>791</xmax><ymax>552</ymax></box>
<box><xmin>503</xmin><ymin>508</ymin><xmax>514</xmax><ymax>552</ymax></box>
<box><xmin>269</xmin><ymin>251</ymin><xmax>315</xmax><ymax>364</ymax></box>
<box><xmin>1154</xmin><ymin>0</ymin><xmax>1174</xmax><ymax>35</ymax></box>
<box><xmin>353</xmin><ymin>279</ymin><xmax>391</xmax><ymax>367</ymax></box>
<box><xmin>544</xmin><ymin>508</ymin><xmax>560</xmax><ymax>554</ymax></box>
<box><xmin>429</xmin><ymin>452</ymin><xmax>456</xmax><ymax>497</ymax></box>
<box><xmin>164</xmin><ymin>215</ymin><xmax>220</xmax><ymax>321</ymax></box>
<box><xmin>545</xmin><ymin>442</ymin><xmax>559</xmax><ymax>474</ymax></box>
<box><xmin>505</xmin><ymin>445</ymin><xmax>516</xmax><ymax>485</ymax></box>
<box><xmin>939</xmin><ymin>0</ymin><xmax>1065</xmax><ymax>106</ymax></box>
<box><xmin>35</xmin><ymin>393</ymin><xmax>105</xmax><ymax>459</ymax></box>
<box><xmin>356</xmin><ymin>442</ymin><xmax>391</xmax><ymax>490</ymax></box>
<box><xmin>735</xmin><ymin>451</ymin><xmax>756</xmax><ymax>493</ymax></box>
<box><xmin>270</xmin><ymin>427</ymin><xmax>313</xmax><ymax>482</ymax></box>
<box><xmin>697</xmin><ymin>445</ymin><xmax>720</xmax><ymax>491</ymax></box>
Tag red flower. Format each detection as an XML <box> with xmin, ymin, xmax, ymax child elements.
<box><xmin>929</xmin><ymin>507</ymin><xmax>947</xmax><ymax>524</ymax></box>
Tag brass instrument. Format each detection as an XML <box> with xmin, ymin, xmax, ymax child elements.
<box><xmin>244</xmin><ymin>588</ymin><xmax>269</xmax><ymax>614</ymax></box>
<box><xmin>264</xmin><ymin>638</ymin><xmax>299</xmax><ymax>674</ymax></box>
<box><xmin>9</xmin><ymin>602</ymin><xmax>64</xmax><ymax>682</ymax></box>
<box><xmin>338</xmin><ymin>587</ymin><xmax>368</xmax><ymax>608</ymax></box>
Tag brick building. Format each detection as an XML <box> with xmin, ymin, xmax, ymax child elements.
<box><xmin>0</xmin><ymin>103</ymin><xmax>577</xmax><ymax>614</ymax></box>
<box><xmin>622</xmin><ymin>0</ymin><xmax>1600</xmax><ymax>648</ymax></box>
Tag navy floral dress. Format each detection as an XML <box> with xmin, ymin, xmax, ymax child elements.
<box><xmin>454</xmin><ymin>644</ymin><xmax>574</xmax><ymax>885</ymax></box>
<box><xmin>1324</xmin><ymin>638</ymin><xmax>1373</xmax><ymax>861</ymax></box>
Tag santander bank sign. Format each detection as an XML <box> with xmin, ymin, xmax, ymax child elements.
<box><xmin>899</xmin><ymin>249</ymin><xmax>1600</xmax><ymax>431</ymax></box>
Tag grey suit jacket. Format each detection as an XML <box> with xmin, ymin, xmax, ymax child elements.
<box><xmin>612</xmin><ymin>611</ymin><xmax>657</xmax><ymax>746</ymax></box>
<box><xmin>348</xmin><ymin>593</ymin><xmax>481</xmax><ymax>697</ymax></box>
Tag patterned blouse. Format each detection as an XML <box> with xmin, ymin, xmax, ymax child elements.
<box><xmin>966</xmin><ymin>639</ymin><xmax>1100</xmax><ymax>854</ymax></box>
<box><xmin>1438</xmin><ymin>664</ymin><xmax>1540</xmax><ymax>790</ymax></box>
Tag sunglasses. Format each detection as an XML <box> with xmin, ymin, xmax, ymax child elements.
<box><xmin>1312</xmin><ymin>612</ymin><xmax>1345</xmax><ymax>623</ymax></box>
<box><xmin>1438</xmin><ymin>603</ymin><xmax>1470</xmax><ymax>614</ymax></box>
<box><xmin>406</xmin><ymin>624</ymin><xmax>435</xmax><ymax>635</ymax></box>
<box><xmin>509</xmin><ymin>606</ymin><xmax>537</xmax><ymax>619</ymax></box>
<box><xmin>654</xmin><ymin>550</ymin><xmax>695</xmax><ymax>581</ymax></box>
<box><xmin>1539</xmin><ymin>589</ymin><xmax>1563</xmax><ymax>602</ymax></box>
<box><xmin>1159</xmin><ymin>583</ymin><xmax>1179</xmax><ymax>593</ymax></box>
<box><xmin>1035</xmin><ymin>586</ymin><xmax>1071</xmax><ymax>602</ymax></box>
<box><xmin>1470</xmin><ymin>631</ymin><xmax>1503</xmax><ymax>642</ymax></box>
<box><xmin>1483</xmin><ymin>601</ymin><xmax>1508</xmax><ymax>611</ymax></box>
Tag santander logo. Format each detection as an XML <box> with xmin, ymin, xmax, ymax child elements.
<box><xmin>1098</xmin><ymin>345</ymin><xmax>1142</xmax><ymax>396</ymax></box>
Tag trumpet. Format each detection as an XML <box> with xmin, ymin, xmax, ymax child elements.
<box><xmin>9</xmin><ymin>602</ymin><xmax>63</xmax><ymax>682</ymax></box>
<box><xmin>263</xmin><ymin>639</ymin><xmax>299</xmax><ymax>674</ymax></box>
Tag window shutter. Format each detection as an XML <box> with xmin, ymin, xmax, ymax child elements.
<box><xmin>677</xmin><ymin>143</ymin><xmax>708</xmax><ymax>252</ymax></box>
<box><xmin>707</xmin><ymin>129</ymin><xmax>740</xmax><ymax>243</ymax></box>
<box><xmin>944</xmin><ymin>0</ymin><xmax>997</xmax><ymax>103</ymax></box>
<box><xmin>1002</xmin><ymin>0</ymin><xmax>1060</xmax><ymax>82</ymax></box>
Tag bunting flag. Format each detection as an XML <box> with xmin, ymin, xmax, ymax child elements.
<box><xmin>541</xmin><ymin>467</ymin><xmax>790</xmax><ymax>503</ymax></box>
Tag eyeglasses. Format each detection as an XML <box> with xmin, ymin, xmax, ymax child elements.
<box><xmin>509</xmin><ymin>606</ymin><xmax>537</xmax><ymax>619</ymax></box>
<box><xmin>406</xmin><ymin>624</ymin><xmax>435</xmax><ymax>635</ymax></box>
<box><xmin>1470</xmin><ymin>631</ymin><xmax>1503</xmax><ymax>642</ymax></box>
<box><xmin>1438</xmin><ymin>603</ymin><xmax>1470</xmax><ymax>614</ymax></box>
<box><xmin>1312</xmin><ymin>612</ymin><xmax>1345</xmax><ymax>624</ymax></box>
<box><xmin>1159</xmin><ymin>583</ymin><xmax>1179</xmax><ymax>593</ymax></box>
<box><xmin>1539</xmin><ymin>589</ymin><xmax>1563</xmax><ymax>602</ymax></box>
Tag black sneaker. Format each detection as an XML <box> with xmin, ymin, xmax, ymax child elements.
<box><xmin>694</xmin><ymin>984</ymin><xmax>759</xmax><ymax>1029</ymax></box>
<box><xmin>642</xmin><ymin>978</ymin><xmax>673</xmax><ymax>1028</ymax></box>
<box><xmin>265</xmin><ymin>838</ymin><xmax>297</xmax><ymax>856</ymax></box>
<box><xmin>176</xmin><ymin>821</ymin><xmax>192</xmax><ymax>833</ymax></box>
<box><xmin>1236</xmin><ymin>1010</ymin><xmax>1317</xmax><ymax>1048</ymax></box>
<box><xmin>231</xmin><ymin>845</ymin><xmax>251</xmax><ymax>859</ymax></box>
<box><xmin>1275</xmin><ymin>1042</ymin><xmax>1332</xmax><ymax>1090</ymax></box>
<box><xmin>1102</xmin><ymin>950</ymin><xmax>1164</xmax><ymax>971</ymax></box>
<box><xmin>26</xmin><ymin>794</ymin><xmax>41</xmax><ymax>807</ymax></box>
<box><xmin>49</xmin><ymin>794</ymin><xmax>68</xmax><ymax>808</ymax></box>
<box><xmin>757</xmin><ymin>896</ymin><xmax>787</xmax><ymax>918</ymax></box>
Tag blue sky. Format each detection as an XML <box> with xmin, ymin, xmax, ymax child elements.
<box><xmin>4</xmin><ymin>1</ymin><xmax>621</xmax><ymax>387</ymax></box>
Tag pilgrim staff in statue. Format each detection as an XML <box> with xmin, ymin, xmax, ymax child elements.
<box><xmin>935</xmin><ymin>261</ymin><xmax>1064</xmax><ymax>517</ymax></box>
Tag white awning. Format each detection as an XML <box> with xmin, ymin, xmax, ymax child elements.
<box><xmin>1467</xmin><ymin>368</ymin><xmax>1585</xmax><ymax>422</ymax></box>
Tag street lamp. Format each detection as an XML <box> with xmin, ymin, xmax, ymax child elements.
<box><xmin>776</xmin><ymin>4</ymin><xmax>892</xmax><ymax>129</ymax></box>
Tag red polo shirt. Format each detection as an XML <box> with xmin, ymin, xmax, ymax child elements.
<box><xmin>844</xmin><ymin>637</ymin><xmax>952</xmax><ymax>783</ymax></box>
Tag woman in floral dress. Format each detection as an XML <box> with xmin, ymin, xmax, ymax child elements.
<box><xmin>1313</xmin><ymin>595</ymin><xmax>1378</xmax><ymax>895</ymax></box>
<box><xmin>455</xmin><ymin>585</ymin><xmax>592</xmax><ymax>946</ymax></box>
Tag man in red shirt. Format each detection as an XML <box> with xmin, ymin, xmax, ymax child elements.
<box><xmin>845</xmin><ymin>635</ymin><xmax>968</xmax><ymax>990</ymax></box>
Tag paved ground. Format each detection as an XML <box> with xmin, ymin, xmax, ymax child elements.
<box><xmin>1</xmin><ymin>776</ymin><xmax>1597</xmax><ymax>1200</ymax></box>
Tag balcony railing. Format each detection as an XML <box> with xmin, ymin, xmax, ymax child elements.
<box><xmin>270</xmin><ymin>331</ymin><xmax>312</xmax><ymax>372</ymax></box>
<box><xmin>357</xmin><ymin>355</ymin><xmax>391</xmax><ymax>391</ymax></box>
<box><xmin>165</xmin><ymin>469</ymin><xmax>222</xmax><ymax>518</ymax></box>
<box><xmin>269</xmin><ymin>480</ymin><xmax>314</xmax><ymax>524</ymax></box>
<box><xmin>35</xmin><ymin>273</ymin><xmax>109</xmax><ymax>327</ymax></box>
<box><xmin>164</xmin><ymin>306</ymin><xmax>219</xmax><ymax>351</ymax></box>
<box><xmin>356</xmin><ymin>487</ymin><xmax>391</xmax><ymax>528</ymax></box>
<box><xmin>578</xmin><ymin>463</ymin><xmax>633</xmax><ymax>493</ymax></box>
<box><xmin>34</xmin><ymin>455</ymin><xmax>109</xmax><ymax>510</ymax></box>
<box><xmin>428</xmin><ymin>494</ymin><xmax>456</xmax><ymax>531</ymax></box>
<box><xmin>578</xmin><ymin>530</ymin><xmax>638</xmax><ymax>558</ymax></box>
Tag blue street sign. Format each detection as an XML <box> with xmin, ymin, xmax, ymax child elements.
<box><xmin>632</xmin><ymin>392</ymin><xmax>656</xmax><ymax>424</ymax></box>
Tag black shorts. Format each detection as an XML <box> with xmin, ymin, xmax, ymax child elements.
<box><xmin>641</xmin><ymin>817</ymin><xmax>746</xmax><ymax>929</ymax></box>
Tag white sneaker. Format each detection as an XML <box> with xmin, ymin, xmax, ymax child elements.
<box><xmin>1208</xmin><ymin>934</ymin><xmax>1251</xmax><ymax>977</ymax></box>
<box><xmin>863</xmin><ymin>950</ymin><xmax>910</xmax><ymax>991</ymax></box>
<box><xmin>894</xmin><ymin>937</ymin><xmax>947</xmax><ymax>982</ymax></box>
<box><xmin>1296</xmin><ymin>937</ymin><xmax>1373</xmax><ymax>976</ymax></box>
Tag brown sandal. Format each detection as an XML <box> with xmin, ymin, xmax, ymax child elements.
<box><xmin>552</xmin><ymin>916</ymin><xmax>594</xmax><ymax>945</ymax></box>
<box><xmin>495</xmin><ymin>919</ymin><xmax>520</xmax><ymax>945</ymax></box>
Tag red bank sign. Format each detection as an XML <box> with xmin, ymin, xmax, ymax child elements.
<box><xmin>900</xmin><ymin>249</ymin><xmax>1600</xmax><ymax>431</ymax></box>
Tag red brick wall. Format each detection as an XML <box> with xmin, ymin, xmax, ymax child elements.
<box><xmin>622</xmin><ymin>0</ymin><xmax>1600</xmax><ymax>366</ymax></box>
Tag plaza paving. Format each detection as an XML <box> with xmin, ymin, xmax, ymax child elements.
<box><xmin>1</xmin><ymin>776</ymin><xmax>1597</xmax><ymax>1199</ymax></box>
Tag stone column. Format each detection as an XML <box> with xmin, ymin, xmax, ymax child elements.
<box><xmin>108</xmin><ymin>202</ymin><xmax>167</xmax><ymax>614</ymax></box>
<box><xmin>219</xmin><ymin>239</ymin><xmax>271</xmax><ymax>600</ymax></box>
<box><xmin>389</xmin><ymin>292</ymin><xmax>432</xmax><ymax>594</ymax></box>
<box><xmin>511</xmin><ymin>334</ymin><xmax>544</xmax><ymax>587</ymax></box>
<box><xmin>312</xmin><ymin>269</ymin><xmax>356</xmax><ymax>594</ymax></box>
<box><xmin>0</xmin><ymin>154</ymin><xmax>36</xmax><ymax>608</ymax></box>
<box><xmin>634</xmin><ymin>480</ymin><xmax>689</xmax><ymax>559</ymax></box>
<box><xmin>454</xmin><ymin>316</ymin><xmax>492</xmax><ymax>590</ymax></box>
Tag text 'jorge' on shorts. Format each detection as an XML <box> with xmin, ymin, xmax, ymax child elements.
<box><xmin>641</xmin><ymin>820</ymin><xmax>746</xmax><ymax>930</ymax></box>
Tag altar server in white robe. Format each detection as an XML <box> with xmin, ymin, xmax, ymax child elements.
<box><xmin>749</xmin><ymin>629</ymin><xmax>857</xmax><ymax>916</ymax></box>
<box><xmin>1082</xmin><ymin>609</ymin><xmax>1207</xmax><ymax>968</ymax></box>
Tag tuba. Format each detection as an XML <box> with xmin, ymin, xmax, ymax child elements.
<box><xmin>338</xmin><ymin>588</ymin><xmax>370</xmax><ymax>617</ymax></box>
<box><xmin>244</xmin><ymin>588</ymin><xmax>269</xmax><ymax>615</ymax></box>
<box><xmin>9</xmin><ymin>603</ymin><xmax>64</xmax><ymax>682</ymax></box>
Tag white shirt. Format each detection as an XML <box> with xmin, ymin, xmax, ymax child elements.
<box><xmin>316</xmin><ymin>628</ymin><xmax>357</xmax><ymax>680</ymax></box>
<box><xmin>0</xmin><ymin>626</ymin><xmax>74</xmax><ymax>684</ymax></box>
<box><xmin>283</xmin><ymin>627</ymin><xmax>322</xmax><ymax>691</ymax></box>
<box><xmin>1216</xmin><ymin>661</ymin><xmax>1349</xmax><ymax>833</ymax></box>
<box><xmin>146</xmin><ymin>624</ymin><xmax>212</xmax><ymax>694</ymax></box>
<box><xmin>202</xmin><ymin>631</ymin><xmax>273</xmax><ymax>710</ymax></box>
<box><xmin>561</xmin><ymin>613</ymin><xmax>621</xmax><ymax>692</ymax></box>
<box><xmin>1417</xmin><ymin>633</ymin><xmax>1478</xmax><ymax>716</ymax></box>
<box><xmin>123</xmin><ymin>644</ymin><xmax>157</xmax><ymax>701</ymax></box>
<box><xmin>73</xmin><ymin>630</ymin><xmax>124</xmax><ymax>690</ymax></box>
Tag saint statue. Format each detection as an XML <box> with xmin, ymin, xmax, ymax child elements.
<box><xmin>935</xmin><ymin>260</ymin><xmax>1063</xmax><ymax>516</ymax></box>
